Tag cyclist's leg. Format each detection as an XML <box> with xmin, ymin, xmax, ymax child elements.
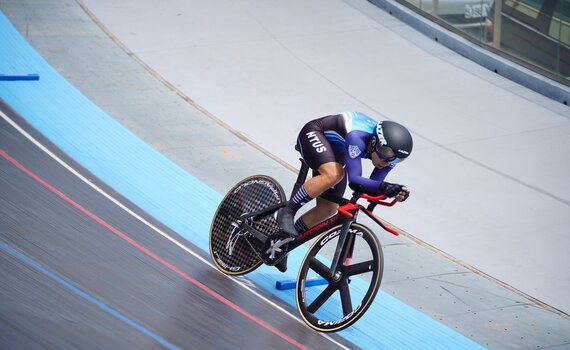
<box><xmin>278</xmin><ymin>162</ymin><xmax>343</xmax><ymax>236</ymax></box>
<box><xmin>277</xmin><ymin>124</ymin><xmax>342</xmax><ymax>236</ymax></box>
<box><xmin>275</xmin><ymin>167</ymin><xmax>343</xmax><ymax>273</ymax></box>
<box><xmin>295</xmin><ymin>197</ymin><xmax>337</xmax><ymax>231</ymax></box>
<box><xmin>297</xmin><ymin>170</ymin><xmax>347</xmax><ymax>229</ymax></box>
<box><xmin>303</xmin><ymin>163</ymin><xmax>344</xmax><ymax>198</ymax></box>
<box><xmin>275</xmin><ymin>126</ymin><xmax>343</xmax><ymax>272</ymax></box>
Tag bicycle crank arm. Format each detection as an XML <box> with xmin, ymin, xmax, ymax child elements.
<box><xmin>265</xmin><ymin>236</ymin><xmax>294</xmax><ymax>260</ymax></box>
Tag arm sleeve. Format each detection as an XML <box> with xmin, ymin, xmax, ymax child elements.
<box><xmin>344</xmin><ymin>131</ymin><xmax>394</xmax><ymax>193</ymax></box>
<box><xmin>370</xmin><ymin>166</ymin><xmax>392</xmax><ymax>183</ymax></box>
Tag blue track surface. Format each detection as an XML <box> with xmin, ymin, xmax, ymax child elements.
<box><xmin>0</xmin><ymin>11</ymin><xmax>485</xmax><ymax>349</ymax></box>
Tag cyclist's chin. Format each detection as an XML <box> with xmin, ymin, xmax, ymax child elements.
<box><xmin>373</xmin><ymin>160</ymin><xmax>389</xmax><ymax>169</ymax></box>
<box><xmin>371</xmin><ymin>153</ymin><xmax>389</xmax><ymax>168</ymax></box>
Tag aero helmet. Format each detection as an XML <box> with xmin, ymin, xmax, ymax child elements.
<box><xmin>372</xmin><ymin>121</ymin><xmax>413</xmax><ymax>165</ymax></box>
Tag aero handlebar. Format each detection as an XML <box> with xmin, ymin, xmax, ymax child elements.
<box><xmin>338</xmin><ymin>192</ymin><xmax>400</xmax><ymax>236</ymax></box>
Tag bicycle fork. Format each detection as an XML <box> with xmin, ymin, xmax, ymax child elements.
<box><xmin>328</xmin><ymin>216</ymin><xmax>357</xmax><ymax>279</ymax></box>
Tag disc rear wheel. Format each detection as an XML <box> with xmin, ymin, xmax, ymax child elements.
<box><xmin>210</xmin><ymin>176</ymin><xmax>285</xmax><ymax>275</ymax></box>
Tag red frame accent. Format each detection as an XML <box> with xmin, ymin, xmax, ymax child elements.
<box><xmin>337</xmin><ymin>194</ymin><xmax>400</xmax><ymax>236</ymax></box>
<box><xmin>337</xmin><ymin>203</ymin><xmax>360</xmax><ymax>218</ymax></box>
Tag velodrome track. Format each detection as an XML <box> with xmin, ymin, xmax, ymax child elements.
<box><xmin>1</xmin><ymin>0</ymin><xmax>569</xmax><ymax>349</ymax></box>
<box><xmin>0</xmin><ymin>103</ymin><xmax>344</xmax><ymax>350</ymax></box>
<box><xmin>78</xmin><ymin>0</ymin><xmax>570</xmax><ymax>315</ymax></box>
<box><xmin>0</xmin><ymin>17</ymin><xmax>483</xmax><ymax>349</ymax></box>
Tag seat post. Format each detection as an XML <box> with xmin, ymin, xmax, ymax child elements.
<box><xmin>290</xmin><ymin>158</ymin><xmax>309</xmax><ymax>198</ymax></box>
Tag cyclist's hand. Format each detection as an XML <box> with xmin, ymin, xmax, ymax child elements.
<box><xmin>379</xmin><ymin>182</ymin><xmax>402</xmax><ymax>198</ymax></box>
<box><xmin>396</xmin><ymin>186</ymin><xmax>410</xmax><ymax>202</ymax></box>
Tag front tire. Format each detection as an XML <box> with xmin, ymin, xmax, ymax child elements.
<box><xmin>296</xmin><ymin>223</ymin><xmax>383</xmax><ymax>332</ymax></box>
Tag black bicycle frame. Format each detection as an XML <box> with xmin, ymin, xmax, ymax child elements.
<box><xmin>238</xmin><ymin>159</ymin><xmax>398</xmax><ymax>274</ymax></box>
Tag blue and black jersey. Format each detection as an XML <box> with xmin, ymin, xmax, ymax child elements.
<box><xmin>296</xmin><ymin>112</ymin><xmax>393</xmax><ymax>195</ymax></box>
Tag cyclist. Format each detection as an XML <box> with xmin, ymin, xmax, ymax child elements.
<box><xmin>276</xmin><ymin>112</ymin><xmax>413</xmax><ymax>271</ymax></box>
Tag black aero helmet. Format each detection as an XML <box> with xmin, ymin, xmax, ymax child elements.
<box><xmin>372</xmin><ymin>121</ymin><xmax>413</xmax><ymax>165</ymax></box>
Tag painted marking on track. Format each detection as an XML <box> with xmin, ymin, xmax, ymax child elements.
<box><xmin>0</xmin><ymin>148</ymin><xmax>308</xmax><ymax>350</ymax></box>
<box><xmin>0</xmin><ymin>241</ymin><xmax>180</xmax><ymax>350</ymax></box>
<box><xmin>0</xmin><ymin>110</ymin><xmax>350</xmax><ymax>350</ymax></box>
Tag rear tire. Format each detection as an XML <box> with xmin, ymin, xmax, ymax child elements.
<box><xmin>209</xmin><ymin>176</ymin><xmax>285</xmax><ymax>275</ymax></box>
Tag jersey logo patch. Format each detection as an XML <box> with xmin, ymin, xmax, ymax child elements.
<box><xmin>348</xmin><ymin>145</ymin><xmax>361</xmax><ymax>159</ymax></box>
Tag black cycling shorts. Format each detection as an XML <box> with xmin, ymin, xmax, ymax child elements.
<box><xmin>296</xmin><ymin>118</ymin><xmax>347</xmax><ymax>199</ymax></box>
<box><xmin>296</xmin><ymin>119</ymin><xmax>344</xmax><ymax>169</ymax></box>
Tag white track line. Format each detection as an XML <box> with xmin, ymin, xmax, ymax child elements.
<box><xmin>0</xmin><ymin>110</ymin><xmax>351</xmax><ymax>350</ymax></box>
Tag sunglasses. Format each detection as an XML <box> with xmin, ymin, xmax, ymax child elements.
<box><xmin>375</xmin><ymin>146</ymin><xmax>402</xmax><ymax>165</ymax></box>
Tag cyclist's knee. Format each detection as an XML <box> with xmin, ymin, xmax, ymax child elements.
<box><xmin>318</xmin><ymin>163</ymin><xmax>344</xmax><ymax>187</ymax></box>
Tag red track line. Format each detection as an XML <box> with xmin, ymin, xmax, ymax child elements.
<box><xmin>0</xmin><ymin>149</ymin><xmax>308</xmax><ymax>350</ymax></box>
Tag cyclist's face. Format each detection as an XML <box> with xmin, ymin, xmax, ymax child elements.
<box><xmin>371</xmin><ymin>152</ymin><xmax>390</xmax><ymax>168</ymax></box>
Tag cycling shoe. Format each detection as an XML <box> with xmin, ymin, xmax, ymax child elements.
<box><xmin>275</xmin><ymin>255</ymin><xmax>288</xmax><ymax>273</ymax></box>
<box><xmin>277</xmin><ymin>207</ymin><xmax>298</xmax><ymax>238</ymax></box>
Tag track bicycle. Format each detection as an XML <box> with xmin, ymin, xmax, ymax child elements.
<box><xmin>209</xmin><ymin>159</ymin><xmax>400</xmax><ymax>332</ymax></box>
